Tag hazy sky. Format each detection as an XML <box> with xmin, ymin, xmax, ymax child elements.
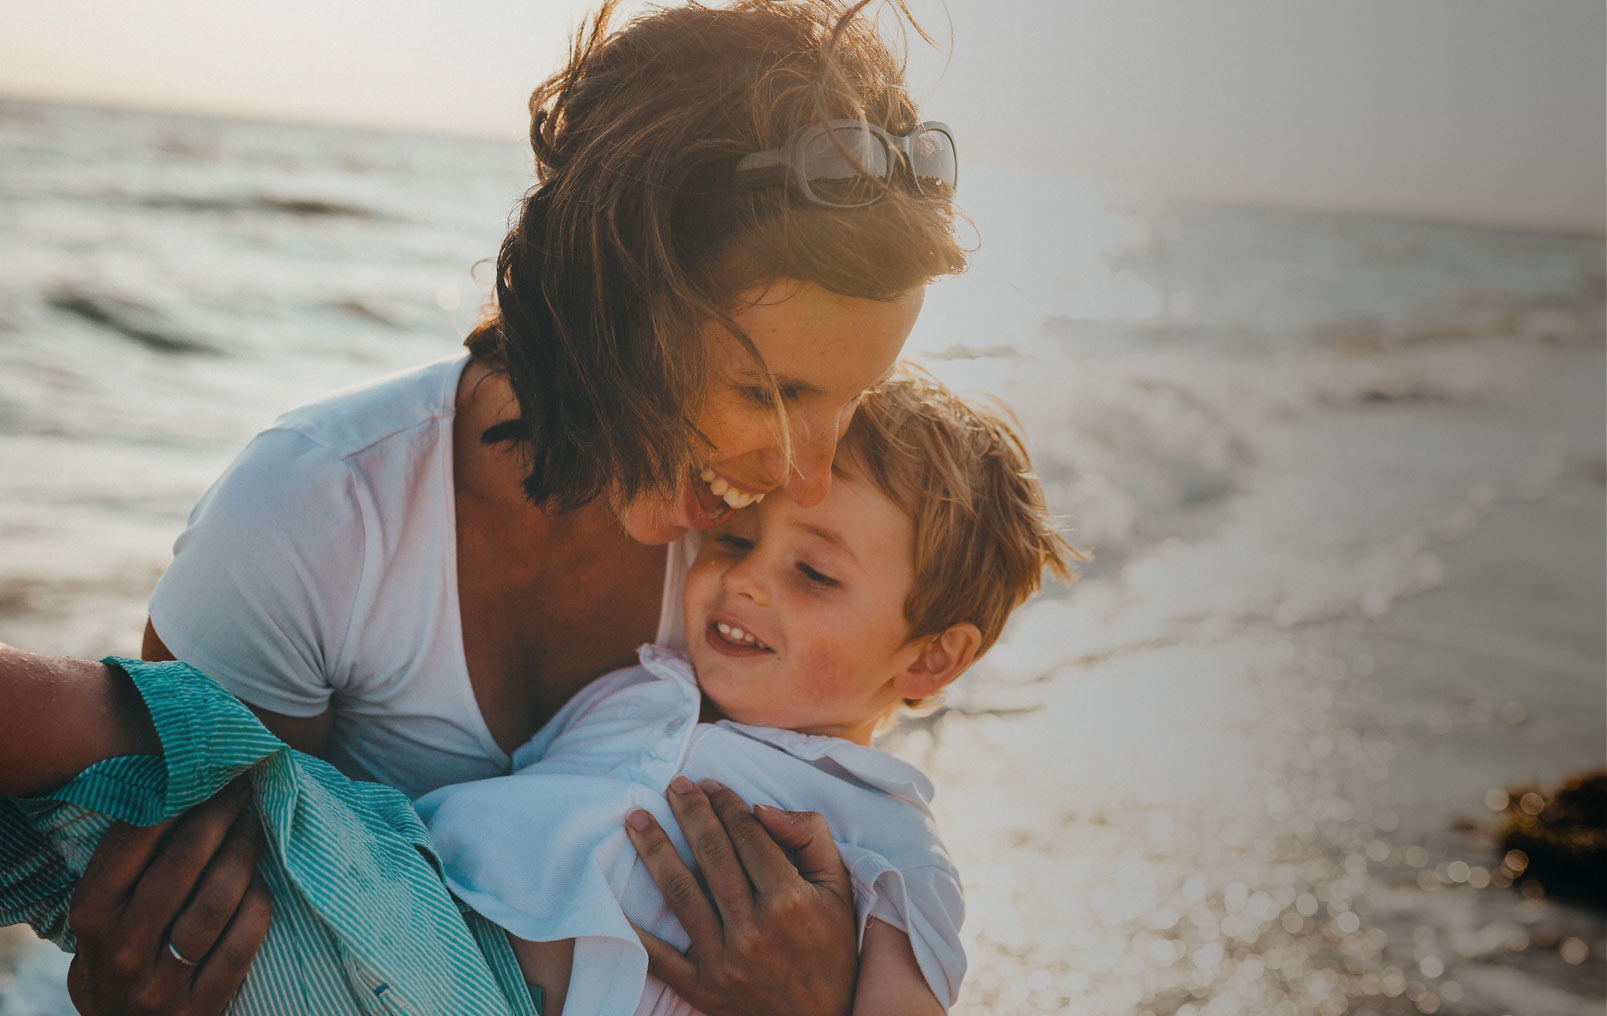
<box><xmin>2</xmin><ymin>0</ymin><xmax>1602</xmax><ymax>231</ymax></box>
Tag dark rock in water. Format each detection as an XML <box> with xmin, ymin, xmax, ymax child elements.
<box><xmin>1495</xmin><ymin>769</ymin><xmax>1607</xmax><ymax>907</ymax></box>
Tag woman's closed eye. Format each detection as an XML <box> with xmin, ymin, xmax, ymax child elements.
<box><xmin>738</xmin><ymin>384</ymin><xmax>803</xmax><ymax>408</ymax></box>
<box><xmin>716</xmin><ymin>534</ymin><xmax>754</xmax><ymax>552</ymax></box>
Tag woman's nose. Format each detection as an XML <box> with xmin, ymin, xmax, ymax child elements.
<box><xmin>779</xmin><ymin>440</ymin><xmax>836</xmax><ymax>506</ymax></box>
<box><xmin>777</xmin><ymin>403</ymin><xmax>855</xmax><ymax>507</ymax></box>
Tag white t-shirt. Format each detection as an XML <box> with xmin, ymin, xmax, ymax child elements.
<box><xmin>415</xmin><ymin>645</ymin><xmax>967</xmax><ymax>1016</ymax></box>
<box><xmin>149</xmin><ymin>354</ymin><xmax>696</xmax><ymax>800</ymax></box>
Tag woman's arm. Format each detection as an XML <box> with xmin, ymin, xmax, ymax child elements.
<box><xmin>625</xmin><ymin>778</ymin><xmax>860</xmax><ymax>1016</ymax></box>
<box><xmin>0</xmin><ymin>644</ymin><xmax>158</xmax><ymax>796</ymax></box>
<box><xmin>852</xmin><ymin>919</ymin><xmax>945</xmax><ymax>1016</ymax></box>
<box><xmin>0</xmin><ymin>643</ymin><xmax>272</xmax><ymax>1016</ymax></box>
<box><xmin>143</xmin><ymin>620</ymin><xmax>334</xmax><ymax>757</ymax></box>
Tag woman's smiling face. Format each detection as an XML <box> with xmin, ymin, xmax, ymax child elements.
<box><xmin>616</xmin><ymin>279</ymin><xmax>923</xmax><ymax>545</ymax></box>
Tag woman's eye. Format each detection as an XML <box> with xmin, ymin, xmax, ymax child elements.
<box><xmin>796</xmin><ymin>562</ymin><xmax>839</xmax><ymax>588</ymax></box>
<box><xmin>717</xmin><ymin>534</ymin><xmax>753</xmax><ymax>551</ymax></box>
<box><xmin>739</xmin><ymin>385</ymin><xmax>801</xmax><ymax>407</ymax></box>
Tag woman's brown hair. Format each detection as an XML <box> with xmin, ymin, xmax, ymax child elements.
<box><xmin>466</xmin><ymin>0</ymin><xmax>967</xmax><ymax>510</ymax></box>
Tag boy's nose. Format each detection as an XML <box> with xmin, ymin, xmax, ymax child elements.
<box><xmin>721</xmin><ymin>554</ymin><xmax>770</xmax><ymax>605</ymax></box>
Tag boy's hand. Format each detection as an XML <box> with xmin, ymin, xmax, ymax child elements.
<box><xmin>66</xmin><ymin>778</ymin><xmax>271</xmax><ymax>1016</ymax></box>
<box><xmin>626</xmin><ymin>777</ymin><xmax>857</xmax><ymax>1016</ymax></box>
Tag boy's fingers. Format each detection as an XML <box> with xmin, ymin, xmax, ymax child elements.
<box><xmin>624</xmin><ymin>807</ymin><xmax>723</xmax><ymax>948</ymax></box>
<box><xmin>698</xmin><ymin>782</ymin><xmax>797</xmax><ymax>895</ymax></box>
<box><xmin>632</xmin><ymin>923</ymin><xmax>698</xmax><ymax>995</ymax></box>
<box><xmin>662</xmin><ymin>776</ymin><xmax>754</xmax><ymax>925</ymax></box>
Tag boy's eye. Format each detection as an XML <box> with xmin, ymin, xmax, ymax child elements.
<box><xmin>796</xmin><ymin>562</ymin><xmax>839</xmax><ymax>588</ymax></box>
<box><xmin>717</xmin><ymin>534</ymin><xmax>753</xmax><ymax>551</ymax></box>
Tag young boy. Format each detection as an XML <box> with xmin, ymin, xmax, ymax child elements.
<box><xmin>0</xmin><ymin>371</ymin><xmax>1073</xmax><ymax>1015</ymax></box>
<box><xmin>415</xmin><ymin>370</ymin><xmax>1076</xmax><ymax>1014</ymax></box>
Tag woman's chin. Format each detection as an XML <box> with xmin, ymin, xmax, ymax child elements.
<box><xmin>619</xmin><ymin>508</ymin><xmax>691</xmax><ymax>545</ymax></box>
<box><xmin>617</xmin><ymin>479</ymin><xmax>730</xmax><ymax>544</ymax></box>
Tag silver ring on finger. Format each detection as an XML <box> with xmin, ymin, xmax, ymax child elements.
<box><xmin>166</xmin><ymin>939</ymin><xmax>202</xmax><ymax>968</ymax></box>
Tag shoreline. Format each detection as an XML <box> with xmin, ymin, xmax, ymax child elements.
<box><xmin>922</xmin><ymin>335</ymin><xmax>1605</xmax><ymax>1013</ymax></box>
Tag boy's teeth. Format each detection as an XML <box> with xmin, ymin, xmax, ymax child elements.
<box><xmin>715</xmin><ymin>621</ymin><xmax>763</xmax><ymax>648</ymax></box>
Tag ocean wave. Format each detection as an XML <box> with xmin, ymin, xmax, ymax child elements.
<box><xmin>129</xmin><ymin>191</ymin><xmax>384</xmax><ymax>220</ymax></box>
<box><xmin>46</xmin><ymin>288</ymin><xmax>216</xmax><ymax>355</ymax></box>
<box><xmin>1324</xmin><ymin>295</ymin><xmax>1606</xmax><ymax>355</ymax></box>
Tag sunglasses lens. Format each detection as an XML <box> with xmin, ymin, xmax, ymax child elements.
<box><xmin>800</xmin><ymin>125</ymin><xmax>892</xmax><ymax>206</ymax></box>
<box><xmin>910</xmin><ymin>127</ymin><xmax>957</xmax><ymax>196</ymax></box>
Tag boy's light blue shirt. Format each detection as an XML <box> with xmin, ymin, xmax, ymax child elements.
<box><xmin>0</xmin><ymin>657</ymin><xmax>540</xmax><ymax>1015</ymax></box>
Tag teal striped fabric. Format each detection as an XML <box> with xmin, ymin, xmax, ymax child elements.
<box><xmin>0</xmin><ymin>658</ymin><xmax>540</xmax><ymax>1015</ymax></box>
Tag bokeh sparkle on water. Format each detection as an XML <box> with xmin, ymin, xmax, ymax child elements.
<box><xmin>1</xmin><ymin>99</ymin><xmax>1603</xmax><ymax>1014</ymax></box>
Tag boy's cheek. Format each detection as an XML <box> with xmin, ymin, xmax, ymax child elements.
<box><xmin>681</xmin><ymin>572</ymin><xmax>717</xmax><ymax>646</ymax></box>
<box><xmin>682</xmin><ymin>561</ymin><xmax>721</xmax><ymax>608</ymax></box>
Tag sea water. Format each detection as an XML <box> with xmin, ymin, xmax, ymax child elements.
<box><xmin>1</xmin><ymin>98</ymin><xmax>1602</xmax><ymax>1014</ymax></box>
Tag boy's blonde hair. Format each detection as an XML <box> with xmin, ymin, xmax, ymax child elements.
<box><xmin>839</xmin><ymin>368</ymin><xmax>1081</xmax><ymax>667</ymax></box>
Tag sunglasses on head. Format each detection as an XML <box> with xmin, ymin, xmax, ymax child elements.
<box><xmin>732</xmin><ymin>120</ymin><xmax>957</xmax><ymax>208</ymax></box>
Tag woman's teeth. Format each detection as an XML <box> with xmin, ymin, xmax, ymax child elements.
<box><xmin>700</xmin><ymin>468</ymin><xmax>765</xmax><ymax>510</ymax></box>
<box><xmin>715</xmin><ymin>621</ymin><xmax>768</xmax><ymax>650</ymax></box>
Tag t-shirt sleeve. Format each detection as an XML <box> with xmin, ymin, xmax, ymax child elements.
<box><xmin>848</xmin><ymin>850</ymin><xmax>968</xmax><ymax>1009</ymax></box>
<box><xmin>147</xmin><ymin>427</ymin><xmax>367</xmax><ymax>718</ymax></box>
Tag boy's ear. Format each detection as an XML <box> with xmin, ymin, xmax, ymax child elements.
<box><xmin>895</xmin><ymin>623</ymin><xmax>982</xmax><ymax>701</ymax></box>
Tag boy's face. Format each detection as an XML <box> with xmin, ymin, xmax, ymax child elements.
<box><xmin>682</xmin><ymin>459</ymin><xmax>924</xmax><ymax>745</ymax></box>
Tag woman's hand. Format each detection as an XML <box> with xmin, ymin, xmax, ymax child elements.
<box><xmin>626</xmin><ymin>776</ymin><xmax>859</xmax><ymax>1016</ymax></box>
<box><xmin>65</xmin><ymin>778</ymin><xmax>272</xmax><ymax>1016</ymax></box>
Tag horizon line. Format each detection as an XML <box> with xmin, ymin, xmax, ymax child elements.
<box><xmin>4</xmin><ymin>90</ymin><xmax>1602</xmax><ymax>240</ymax></box>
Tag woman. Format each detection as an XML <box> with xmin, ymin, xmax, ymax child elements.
<box><xmin>62</xmin><ymin>1</ymin><xmax>965</xmax><ymax>1013</ymax></box>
